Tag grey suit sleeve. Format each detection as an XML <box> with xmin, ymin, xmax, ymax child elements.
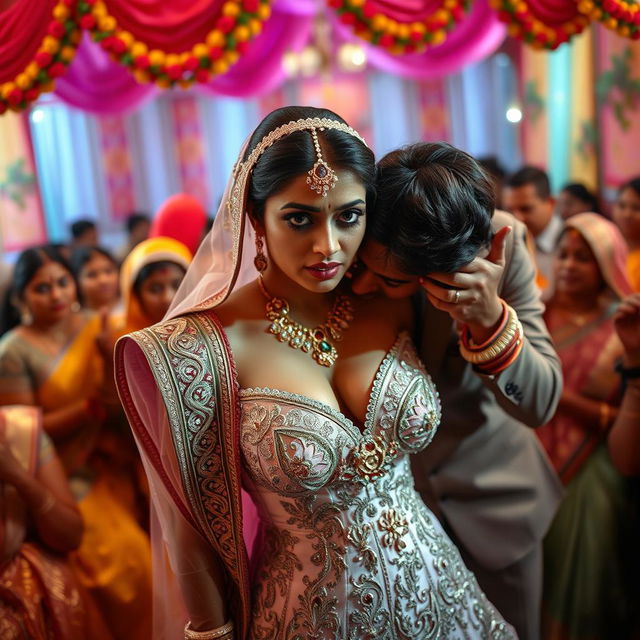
<box><xmin>478</xmin><ymin>221</ymin><xmax>562</xmax><ymax>427</ymax></box>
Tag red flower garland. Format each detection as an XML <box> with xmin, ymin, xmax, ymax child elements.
<box><xmin>78</xmin><ymin>0</ymin><xmax>272</xmax><ymax>87</ymax></box>
<box><xmin>576</xmin><ymin>0</ymin><xmax>640</xmax><ymax>39</ymax></box>
<box><xmin>490</xmin><ymin>0</ymin><xmax>590</xmax><ymax>49</ymax></box>
<box><xmin>0</xmin><ymin>0</ymin><xmax>82</xmax><ymax>114</ymax></box>
<box><xmin>327</xmin><ymin>0</ymin><xmax>471</xmax><ymax>55</ymax></box>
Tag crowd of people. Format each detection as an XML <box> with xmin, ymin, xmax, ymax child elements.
<box><xmin>0</xmin><ymin>105</ymin><xmax>638</xmax><ymax>640</ymax></box>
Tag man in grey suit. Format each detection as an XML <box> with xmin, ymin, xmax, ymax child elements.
<box><xmin>352</xmin><ymin>142</ymin><xmax>563</xmax><ymax>640</ymax></box>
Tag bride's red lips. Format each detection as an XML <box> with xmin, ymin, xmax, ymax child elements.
<box><xmin>307</xmin><ymin>262</ymin><xmax>341</xmax><ymax>269</ymax></box>
<box><xmin>305</xmin><ymin>262</ymin><xmax>342</xmax><ymax>281</ymax></box>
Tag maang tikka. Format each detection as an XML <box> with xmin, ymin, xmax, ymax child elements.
<box><xmin>307</xmin><ymin>128</ymin><xmax>338</xmax><ymax>197</ymax></box>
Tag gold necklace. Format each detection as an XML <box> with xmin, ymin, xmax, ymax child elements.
<box><xmin>258</xmin><ymin>277</ymin><xmax>354</xmax><ymax>367</ymax></box>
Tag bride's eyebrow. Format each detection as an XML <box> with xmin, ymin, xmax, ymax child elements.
<box><xmin>279</xmin><ymin>199</ymin><xmax>365</xmax><ymax>212</ymax></box>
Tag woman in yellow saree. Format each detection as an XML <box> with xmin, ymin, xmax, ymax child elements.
<box><xmin>0</xmin><ymin>246</ymin><xmax>152</xmax><ymax>640</ymax></box>
<box><xmin>0</xmin><ymin>404</ymin><xmax>113</xmax><ymax>639</ymax></box>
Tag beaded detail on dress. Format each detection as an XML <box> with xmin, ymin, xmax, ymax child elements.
<box><xmin>239</xmin><ymin>333</ymin><xmax>515</xmax><ymax>640</ymax></box>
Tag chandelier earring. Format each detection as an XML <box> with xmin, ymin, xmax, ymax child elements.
<box><xmin>254</xmin><ymin>233</ymin><xmax>268</xmax><ymax>273</ymax></box>
<box><xmin>71</xmin><ymin>301</ymin><xmax>81</xmax><ymax>313</ymax></box>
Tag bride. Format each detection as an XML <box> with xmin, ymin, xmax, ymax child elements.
<box><xmin>115</xmin><ymin>106</ymin><xmax>515</xmax><ymax>640</ymax></box>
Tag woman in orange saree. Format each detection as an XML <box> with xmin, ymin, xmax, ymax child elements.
<box><xmin>536</xmin><ymin>213</ymin><xmax>640</xmax><ymax>639</ymax></box>
<box><xmin>0</xmin><ymin>246</ymin><xmax>152</xmax><ymax>640</ymax></box>
<box><xmin>0</xmin><ymin>404</ymin><xmax>113</xmax><ymax>639</ymax></box>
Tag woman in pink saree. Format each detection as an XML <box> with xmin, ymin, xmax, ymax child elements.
<box><xmin>536</xmin><ymin>213</ymin><xmax>640</xmax><ymax>639</ymax></box>
<box><xmin>116</xmin><ymin>106</ymin><xmax>515</xmax><ymax>640</ymax></box>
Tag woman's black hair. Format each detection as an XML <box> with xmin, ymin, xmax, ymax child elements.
<box><xmin>619</xmin><ymin>176</ymin><xmax>640</xmax><ymax>198</ymax></box>
<box><xmin>132</xmin><ymin>261</ymin><xmax>187</xmax><ymax>297</ymax></box>
<box><xmin>561</xmin><ymin>182</ymin><xmax>601</xmax><ymax>213</ymax></box>
<box><xmin>243</xmin><ymin>106</ymin><xmax>375</xmax><ymax>221</ymax></box>
<box><xmin>70</xmin><ymin>245</ymin><xmax>118</xmax><ymax>278</ymax></box>
<box><xmin>369</xmin><ymin>142</ymin><xmax>495</xmax><ymax>275</ymax></box>
<box><xmin>0</xmin><ymin>245</ymin><xmax>76</xmax><ymax>334</ymax></box>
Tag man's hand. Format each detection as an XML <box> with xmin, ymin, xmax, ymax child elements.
<box><xmin>614</xmin><ymin>293</ymin><xmax>640</xmax><ymax>367</ymax></box>
<box><xmin>420</xmin><ymin>226</ymin><xmax>511</xmax><ymax>343</ymax></box>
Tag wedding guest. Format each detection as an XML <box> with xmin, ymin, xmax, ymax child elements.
<box><xmin>536</xmin><ymin>213</ymin><xmax>639</xmax><ymax>639</ymax></box>
<box><xmin>0</xmin><ymin>404</ymin><xmax>114</xmax><ymax>639</ymax></box>
<box><xmin>612</xmin><ymin>176</ymin><xmax>640</xmax><ymax>291</ymax></box>
<box><xmin>70</xmin><ymin>246</ymin><xmax>120</xmax><ymax>312</ymax></box>
<box><xmin>0</xmin><ymin>245</ymin><xmax>152</xmax><ymax>640</ymax></box>
<box><xmin>556</xmin><ymin>182</ymin><xmax>600</xmax><ymax>220</ymax></box>
<box><xmin>504</xmin><ymin>166</ymin><xmax>561</xmax><ymax>291</ymax></box>
<box><xmin>70</xmin><ymin>219</ymin><xmax>98</xmax><ymax>248</ymax></box>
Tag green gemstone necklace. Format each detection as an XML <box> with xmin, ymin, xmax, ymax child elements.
<box><xmin>258</xmin><ymin>276</ymin><xmax>354</xmax><ymax>367</ymax></box>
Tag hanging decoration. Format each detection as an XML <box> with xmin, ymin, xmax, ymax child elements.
<box><xmin>326</xmin><ymin>0</ymin><xmax>472</xmax><ymax>54</ymax></box>
<box><xmin>489</xmin><ymin>0</ymin><xmax>590</xmax><ymax>49</ymax></box>
<box><xmin>77</xmin><ymin>0</ymin><xmax>272</xmax><ymax>88</ymax></box>
<box><xmin>0</xmin><ymin>0</ymin><xmax>82</xmax><ymax>114</ymax></box>
<box><xmin>576</xmin><ymin>0</ymin><xmax>640</xmax><ymax>39</ymax></box>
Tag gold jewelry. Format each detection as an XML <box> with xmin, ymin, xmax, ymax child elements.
<box><xmin>71</xmin><ymin>301</ymin><xmax>81</xmax><ymax>313</ymax></box>
<box><xmin>35</xmin><ymin>490</ymin><xmax>56</xmax><ymax>516</ymax></box>
<box><xmin>254</xmin><ymin>233</ymin><xmax>267</xmax><ymax>273</ymax></box>
<box><xmin>306</xmin><ymin>128</ymin><xmax>338</xmax><ymax>197</ymax></box>
<box><xmin>20</xmin><ymin>307</ymin><xmax>33</xmax><ymax>326</ymax></box>
<box><xmin>453</xmin><ymin>289</ymin><xmax>460</xmax><ymax>304</ymax></box>
<box><xmin>459</xmin><ymin>304</ymin><xmax>521</xmax><ymax>364</ymax></box>
<box><xmin>258</xmin><ymin>277</ymin><xmax>353</xmax><ymax>367</ymax></box>
<box><xmin>184</xmin><ymin>620</ymin><xmax>234</xmax><ymax>639</ymax></box>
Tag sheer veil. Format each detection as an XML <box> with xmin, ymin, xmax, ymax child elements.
<box><xmin>116</xmin><ymin>111</ymin><xmax>369</xmax><ymax>640</ymax></box>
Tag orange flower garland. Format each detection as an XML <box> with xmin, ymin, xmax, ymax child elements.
<box><xmin>327</xmin><ymin>0</ymin><xmax>471</xmax><ymax>55</ymax></box>
<box><xmin>0</xmin><ymin>0</ymin><xmax>82</xmax><ymax>114</ymax></box>
<box><xmin>576</xmin><ymin>0</ymin><xmax>640</xmax><ymax>39</ymax></box>
<box><xmin>490</xmin><ymin>0</ymin><xmax>590</xmax><ymax>49</ymax></box>
<box><xmin>77</xmin><ymin>0</ymin><xmax>272</xmax><ymax>88</ymax></box>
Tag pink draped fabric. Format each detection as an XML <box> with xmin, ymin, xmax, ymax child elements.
<box><xmin>54</xmin><ymin>33</ymin><xmax>157</xmax><ymax>115</ymax></box>
<box><xmin>48</xmin><ymin>0</ymin><xmax>505</xmax><ymax>113</ymax></box>
<box><xmin>337</xmin><ymin>0</ymin><xmax>506</xmax><ymax>79</ymax></box>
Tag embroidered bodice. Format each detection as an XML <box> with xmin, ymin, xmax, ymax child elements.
<box><xmin>240</xmin><ymin>333</ymin><xmax>514</xmax><ymax>640</ymax></box>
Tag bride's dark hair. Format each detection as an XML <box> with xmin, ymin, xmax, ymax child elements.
<box><xmin>244</xmin><ymin>105</ymin><xmax>375</xmax><ymax>221</ymax></box>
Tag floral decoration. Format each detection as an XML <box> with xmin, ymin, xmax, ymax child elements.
<box><xmin>0</xmin><ymin>0</ymin><xmax>82</xmax><ymax>114</ymax></box>
<box><xmin>576</xmin><ymin>0</ymin><xmax>640</xmax><ymax>39</ymax></box>
<box><xmin>77</xmin><ymin>0</ymin><xmax>272</xmax><ymax>88</ymax></box>
<box><xmin>489</xmin><ymin>0</ymin><xmax>590</xmax><ymax>49</ymax></box>
<box><xmin>326</xmin><ymin>0</ymin><xmax>472</xmax><ymax>55</ymax></box>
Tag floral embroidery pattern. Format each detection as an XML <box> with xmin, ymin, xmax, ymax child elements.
<box><xmin>239</xmin><ymin>334</ymin><xmax>514</xmax><ymax>639</ymax></box>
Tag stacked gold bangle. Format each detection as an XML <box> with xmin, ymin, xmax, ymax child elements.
<box><xmin>458</xmin><ymin>302</ymin><xmax>524</xmax><ymax>374</ymax></box>
<box><xmin>184</xmin><ymin>620</ymin><xmax>234</xmax><ymax>639</ymax></box>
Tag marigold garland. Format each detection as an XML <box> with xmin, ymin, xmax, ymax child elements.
<box><xmin>77</xmin><ymin>0</ymin><xmax>272</xmax><ymax>88</ymax></box>
<box><xmin>0</xmin><ymin>0</ymin><xmax>82</xmax><ymax>114</ymax></box>
<box><xmin>327</xmin><ymin>0</ymin><xmax>471</xmax><ymax>55</ymax></box>
<box><xmin>490</xmin><ymin>0</ymin><xmax>590</xmax><ymax>50</ymax></box>
<box><xmin>576</xmin><ymin>0</ymin><xmax>640</xmax><ymax>39</ymax></box>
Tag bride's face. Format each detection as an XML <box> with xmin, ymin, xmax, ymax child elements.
<box><xmin>258</xmin><ymin>170</ymin><xmax>367</xmax><ymax>293</ymax></box>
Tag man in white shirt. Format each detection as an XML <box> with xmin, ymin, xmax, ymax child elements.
<box><xmin>503</xmin><ymin>166</ymin><xmax>562</xmax><ymax>292</ymax></box>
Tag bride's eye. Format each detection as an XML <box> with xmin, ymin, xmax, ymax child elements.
<box><xmin>283</xmin><ymin>213</ymin><xmax>312</xmax><ymax>229</ymax></box>
<box><xmin>338</xmin><ymin>209</ymin><xmax>364</xmax><ymax>226</ymax></box>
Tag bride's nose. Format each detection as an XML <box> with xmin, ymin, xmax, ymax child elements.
<box><xmin>312</xmin><ymin>223</ymin><xmax>339</xmax><ymax>258</ymax></box>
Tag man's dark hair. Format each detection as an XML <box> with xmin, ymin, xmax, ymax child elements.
<box><xmin>70</xmin><ymin>219</ymin><xmax>96</xmax><ymax>239</ymax></box>
<box><xmin>126</xmin><ymin>212</ymin><xmax>150</xmax><ymax>234</ymax></box>
<box><xmin>619</xmin><ymin>176</ymin><xmax>640</xmax><ymax>198</ymax></box>
<box><xmin>506</xmin><ymin>166</ymin><xmax>551</xmax><ymax>200</ymax></box>
<box><xmin>561</xmin><ymin>182</ymin><xmax>600</xmax><ymax>213</ymax></box>
<box><xmin>477</xmin><ymin>156</ymin><xmax>506</xmax><ymax>181</ymax></box>
<box><xmin>369</xmin><ymin>142</ymin><xmax>495</xmax><ymax>275</ymax></box>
